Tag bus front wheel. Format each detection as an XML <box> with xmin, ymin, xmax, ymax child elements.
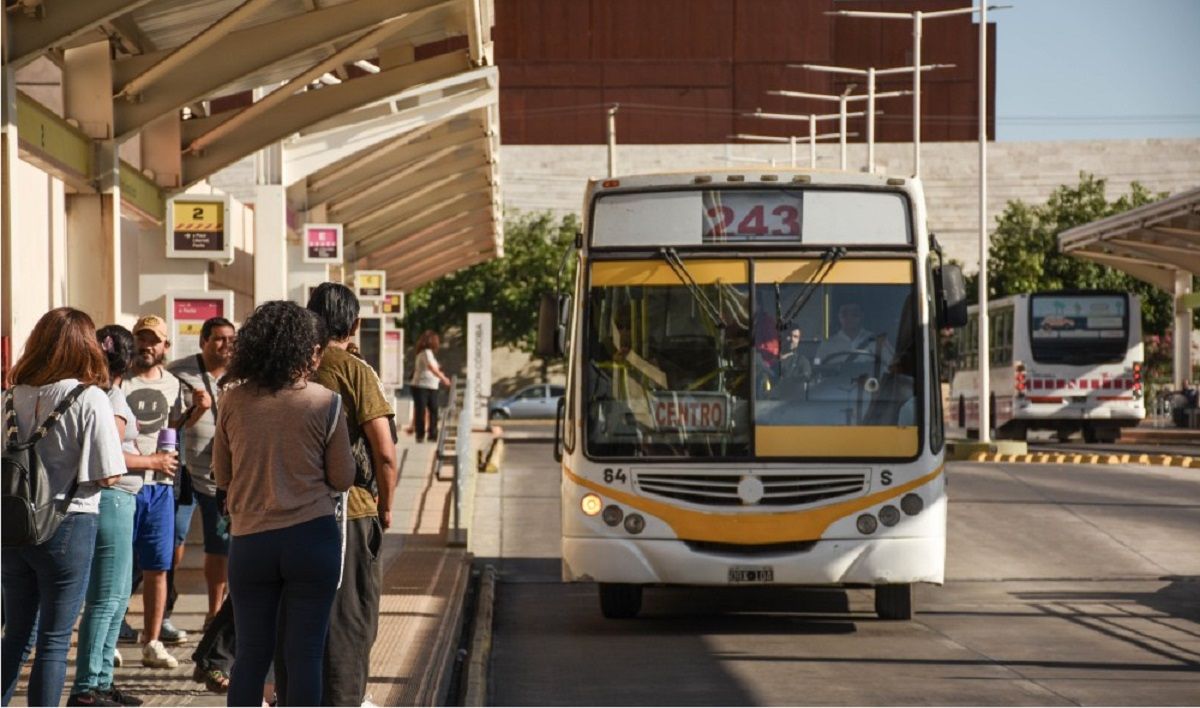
<box><xmin>599</xmin><ymin>583</ymin><xmax>643</xmax><ymax>619</ymax></box>
<box><xmin>875</xmin><ymin>584</ymin><xmax>913</xmax><ymax>620</ymax></box>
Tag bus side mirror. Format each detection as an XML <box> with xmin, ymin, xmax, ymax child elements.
<box><xmin>536</xmin><ymin>293</ymin><xmax>572</xmax><ymax>357</ymax></box>
<box><xmin>536</xmin><ymin>293</ymin><xmax>558</xmax><ymax>357</ymax></box>
<box><xmin>553</xmin><ymin>396</ymin><xmax>566</xmax><ymax>463</ymax></box>
<box><xmin>936</xmin><ymin>264</ymin><xmax>969</xmax><ymax>329</ymax></box>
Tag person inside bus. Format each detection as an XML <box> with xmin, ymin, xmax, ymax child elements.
<box><xmin>589</xmin><ymin>317</ymin><xmax>665</xmax><ymax>440</ymax></box>
<box><xmin>815</xmin><ymin>302</ymin><xmax>894</xmax><ymax>367</ymax></box>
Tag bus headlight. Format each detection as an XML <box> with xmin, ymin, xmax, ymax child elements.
<box><xmin>581</xmin><ymin>494</ymin><xmax>603</xmax><ymax>516</ymax></box>
<box><xmin>602</xmin><ymin>505</ymin><xmax>624</xmax><ymax>527</ymax></box>
<box><xmin>878</xmin><ymin>505</ymin><xmax>901</xmax><ymax>527</ymax></box>
<box><xmin>900</xmin><ymin>493</ymin><xmax>924</xmax><ymax>516</ymax></box>
<box><xmin>856</xmin><ymin>514</ymin><xmax>878</xmax><ymax>535</ymax></box>
<box><xmin>624</xmin><ymin>514</ymin><xmax>645</xmax><ymax>534</ymax></box>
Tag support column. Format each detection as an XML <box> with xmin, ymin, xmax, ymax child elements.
<box><xmin>1174</xmin><ymin>270</ymin><xmax>1194</xmax><ymax>390</ymax></box>
<box><xmin>63</xmin><ymin>41</ymin><xmax>120</xmax><ymax>324</ymax></box>
<box><xmin>254</xmin><ymin>136</ymin><xmax>289</xmax><ymax>305</ymax></box>
<box><xmin>2</xmin><ymin>52</ymin><xmax>17</xmax><ymax>372</ymax></box>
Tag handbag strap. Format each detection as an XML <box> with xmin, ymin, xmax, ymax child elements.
<box><xmin>5</xmin><ymin>383</ymin><xmax>89</xmax><ymax>449</ymax></box>
<box><xmin>195</xmin><ymin>354</ymin><xmax>218</xmax><ymax>420</ymax></box>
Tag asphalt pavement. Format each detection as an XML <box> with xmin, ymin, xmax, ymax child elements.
<box><xmin>480</xmin><ymin>436</ymin><xmax>1200</xmax><ymax>706</ymax></box>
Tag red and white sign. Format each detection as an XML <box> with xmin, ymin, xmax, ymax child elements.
<box><xmin>651</xmin><ymin>393</ymin><xmax>729</xmax><ymax>432</ymax></box>
<box><xmin>166</xmin><ymin>290</ymin><xmax>233</xmax><ymax>360</ymax></box>
<box><xmin>303</xmin><ymin>223</ymin><xmax>343</xmax><ymax>264</ymax></box>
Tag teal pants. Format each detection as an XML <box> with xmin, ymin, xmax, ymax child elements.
<box><xmin>72</xmin><ymin>488</ymin><xmax>136</xmax><ymax>694</ymax></box>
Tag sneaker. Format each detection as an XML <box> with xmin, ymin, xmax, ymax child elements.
<box><xmin>141</xmin><ymin>640</ymin><xmax>178</xmax><ymax>669</ymax></box>
<box><xmin>112</xmin><ymin>648</ymin><xmax>122</xmax><ymax>667</ymax></box>
<box><xmin>117</xmin><ymin>619</ymin><xmax>139</xmax><ymax>645</ymax></box>
<box><xmin>66</xmin><ymin>689</ymin><xmax>120</xmax><ymax>706</ymax></box>
<box><xmin>159</xmin><ymin>618</ymin><xmax>188</xmax><ymax>644</ymax></box>
<box><xmin>100</xmin><ymin>685</ymin><xmax>144</xmax><ymax>707</ymax></box>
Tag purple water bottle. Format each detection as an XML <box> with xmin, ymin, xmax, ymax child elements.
<box><xmin>156</xmin><ymin>428</ymin><xmax>177</xmax><ymax>454</ymax></box>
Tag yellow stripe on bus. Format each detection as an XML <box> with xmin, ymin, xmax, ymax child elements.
<box><xmin>755</xmin><ymin>259</ymin><xmax>912</xmax><ymax>284</ymax></box>
<box><xmin>591</xmin><ymin>260</ymin><xmax>748</xmax><ymax>286</ymax></box>
<box><xmin>756</xmin><ymin>426</ymin><xmax>919</xmax><ymax>457</ymax></box>
<box><xmin>564</xmin><ymin>464</ymin><xmax>943</xmax><ymax>544</ymax></box>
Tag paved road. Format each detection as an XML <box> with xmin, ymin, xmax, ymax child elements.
<box><xmin>477</xmin><ymin>437</ymin><xmax>1200</xmax><ymax>706</ymax></box>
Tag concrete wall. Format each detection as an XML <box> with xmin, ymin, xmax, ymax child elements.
<box><xmin>498</xmin><ymin>138</ymin><xmax>1200</xmax><ymax>271</ymax></box>
<box><xmin>9</xmin><ymin>157</ymin><xmax>67</xmax><ymax>359</ymax></box>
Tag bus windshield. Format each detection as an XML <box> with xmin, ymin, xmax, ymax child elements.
<box><xmin>755</xmin><ymin>283</ymin><xmax>917</xmax><ymax>429</ymax></box>
<box><xmin>582</xmin><ymin>261</ymin><xmax>919</xmax><ymax>459</ymax></box>
<box><xmin>1029</xmin><ymin>293</ymin><xmax>1128</xmax><ymax>365</ymax></box>
<box><xmin>584</xmin><ymin>279</ymin><xmax>752</xmax><ymax>458</ymax></box>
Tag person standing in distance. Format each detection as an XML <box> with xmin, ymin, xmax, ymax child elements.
<box><xmin>166</xmin><ymin>317</ymin><xmax>234</xmax><ymax>627</ymax></box>
<box><xmin>121</xmin><ymin>315</ymin><xmax>187</xmax><ymax>669</ymax></box>
<box><xmin>277</xmin><ymin>282</ymin><xmax>397</xmax><ymax>707</ymax></box>
<box><xmin>410</xmin><ymin>330</ymin><xmax>452</xmax><ymax>443</ymax></box>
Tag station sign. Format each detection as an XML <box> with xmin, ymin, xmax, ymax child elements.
<box><xmin>166</xmin><ymin>194</ymin><xmax>232</xmax><ymax>260</ymax></box>
<box><xmin>380</xmin><ymin>291</ymin><xmax>405</xmax><ymax>317</ymax></box>
<box><xmin>166</xmin><ymin>290</ymin><xmax>234</xmax><ymax>360</ymax></box>
<box><xmin>352</xmin><ymin>270</ymin><xmax>386</xmax><ymax>302</ymax></box>
<box><xmin>302</xmin><ymin>223</ymin><xmax>343</xmax><ymax>264</ymax></box>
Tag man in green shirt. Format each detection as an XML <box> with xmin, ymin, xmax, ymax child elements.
<box><xmin>276</xmin><ymin>283</ymin><xmax>397</xmax><ymax>706</ymax></box>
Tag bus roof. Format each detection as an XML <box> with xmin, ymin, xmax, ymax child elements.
<box><xmin>586</xmin><ymin>169</ymin><xmax>918</xmax><ymax>195</ymax></box>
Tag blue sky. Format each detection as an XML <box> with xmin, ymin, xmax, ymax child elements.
<box><xmin>993</xmin><ymin>0</ymin><xmax>1200</xmax><ymax>141</ymax></box>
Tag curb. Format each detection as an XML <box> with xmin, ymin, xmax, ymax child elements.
<box><xmin>962</xmin><ymin>450</ymin><xmax>1196</xmax><ymax>468</ymax></box>
<box><xmin>463</xmin><ymin>564</ymin><xmax>497</xmax><ymax>707</ymax></box>
<box><xmin>410</xmin><ymin>554</ymin><xmax>474</xmax><ymax>706</ymax></box>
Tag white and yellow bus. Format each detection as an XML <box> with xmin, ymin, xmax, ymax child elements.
<box><xmin>539</xmin><ymin>170</ymin><xmax>968</xmax><ymax>620</ymax></box>
<box><xmin>949</xmin><ymin>291</ymin><xmax>1145</xmax><ymax>443</ymax></box>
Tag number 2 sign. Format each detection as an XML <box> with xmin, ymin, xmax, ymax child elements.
<box><xmin>702</xmin><ymin>191</ymin><xmax>802</xmax><ymax>242</ymax></box>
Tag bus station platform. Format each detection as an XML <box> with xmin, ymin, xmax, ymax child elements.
<box><xmin>9</xmin><ymin>435</ymin><xmax>477</xmax><ymax>707</ymax></box>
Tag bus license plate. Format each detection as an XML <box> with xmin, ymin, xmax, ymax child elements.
<box><xmin>728</xmin><ymin>566</ymin><xmax>774</xmax><ymax>583</ymax></box>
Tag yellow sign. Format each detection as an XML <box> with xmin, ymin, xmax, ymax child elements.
<box><xmin>172</xmin><ymin>201</ymin><xmax>223</xmax><ymax>233</ymax></box>
<box><xmin>167</xmin><ymin>195</ymin><xmax>230</xmax><ymax>260</ymax></box>
<box><xmin>353</xmin><ymin>270</ymin><xmax>386</xmax><ymax>300</ymax></box>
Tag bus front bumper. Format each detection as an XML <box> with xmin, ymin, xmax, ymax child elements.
<box><xmin>562</xmin><ymin>533</ymin><xmax>945</xmax><ymax>586</ymax></box>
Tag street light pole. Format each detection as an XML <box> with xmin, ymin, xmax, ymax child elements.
<box><xmin>797</xmin><ymin>63</ymin><xmax>950</xmax><ymax>174</ymax></box>
<box><xmin>607</xmin><ymin>104</ymin><xmax>618</xmax><ymax>178</ymax></box>
<box><xmin>978</xmin><ymin>2</ymin><xmax>991</xmax><ymax>442</ymax></box>
<box><xmin>827</xmin><ymin>5</ymin><xmax>1005</xmax><ymax>176</ymax></box>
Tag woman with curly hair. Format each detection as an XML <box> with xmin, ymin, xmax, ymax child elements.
<box><xmin>211</xmin><ymin>301</ymin><xmax>355</xmax><ymax>706</ymax></box>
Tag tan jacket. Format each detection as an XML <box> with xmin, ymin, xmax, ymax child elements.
<box><xmin>213</xmin><ymin>381</ymin><xmax>355</xmax><ymax>536</ymax></box>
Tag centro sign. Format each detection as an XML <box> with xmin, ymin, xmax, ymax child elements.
<box><xmin>651</xmin><ymin>393</ymin><xmax>729</xmax><ymax>432</ymax></box>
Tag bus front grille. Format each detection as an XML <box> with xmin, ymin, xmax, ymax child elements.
<box><xmin>635</xmin><ymin>472</ymin><xmax>866</xmax><ymax>507</ymax></box>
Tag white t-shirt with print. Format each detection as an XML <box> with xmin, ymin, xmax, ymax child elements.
<box><xmin>10</xmin><ymin>380</ymin><xmax>126</xmax><ymax>514</ymax></box>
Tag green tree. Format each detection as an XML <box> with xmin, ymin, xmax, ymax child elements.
<box><xmin>402</xmin><ymin>210</ymin><xmax>578</xmax><ymax>352</ymax></box>
<box><xmin>976</xmin><ymin>172</ymin><xmax>1177</xmax><ymax>335</ymax></box>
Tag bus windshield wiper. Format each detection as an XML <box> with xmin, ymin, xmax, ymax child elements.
<box><xmin>660</xmin><ymin>248</ymin><xmax>725</xmax><ymax>330</ymax></box>
<box><xmin>779</xmin><ymin>247</ymin><xmax>846</xmax><ymax>328</ymax></box>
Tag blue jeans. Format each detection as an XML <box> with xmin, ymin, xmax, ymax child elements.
<box><xmin>1</xmin><ymin>512</ymin><xmax>99</xmax><ymax>707</ymax></box>
<box><xmin>227</xmin><ymin>515</ymin><xmax>340</xmax><ymax>707</ymax></box>
<box><xmin>72</xmin><ymin>489</ymin><xmax>136</xmax><ymax>694</ymax></box>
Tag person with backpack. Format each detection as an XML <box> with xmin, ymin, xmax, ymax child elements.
<box><xmin>1</xmin><ymin>308</ymin><xmax>126</xmax><ymax>707</ymax></box>
<box><xmin>274</xmin><ymin>282</ymin><xmax>397</xmax><ymax>706</ymax></box>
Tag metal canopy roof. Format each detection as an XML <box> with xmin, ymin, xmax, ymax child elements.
<box><xmin>7</xmin><ymin>0</ymin><xmax>501</xmax><ymax>289</ymax></box>
<box><xmin>1058</xmin><ymin>186</ymin><xmax>1200</xmax><ymax>291</ymax></box>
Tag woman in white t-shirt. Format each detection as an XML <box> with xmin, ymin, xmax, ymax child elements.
<box><xmin>1</xmin><ymin>308</ymin><xmax>125</xmax><ymax>708</ymax></box>
<box><xmin>410</xmin><ymin>330</ymin><xmax>452</xmax><ymax>443</ymax></box>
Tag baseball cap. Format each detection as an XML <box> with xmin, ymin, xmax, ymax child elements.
<box><xmin>133</xmin><ymin>315</ymin><xmax>169</xmax><ymax>341</ymax></box>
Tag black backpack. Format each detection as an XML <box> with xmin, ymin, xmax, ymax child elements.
<box><xmin>2</xmin><ymin>384</ymin><xmax>89</xmax><ymax>547</ymax></box>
